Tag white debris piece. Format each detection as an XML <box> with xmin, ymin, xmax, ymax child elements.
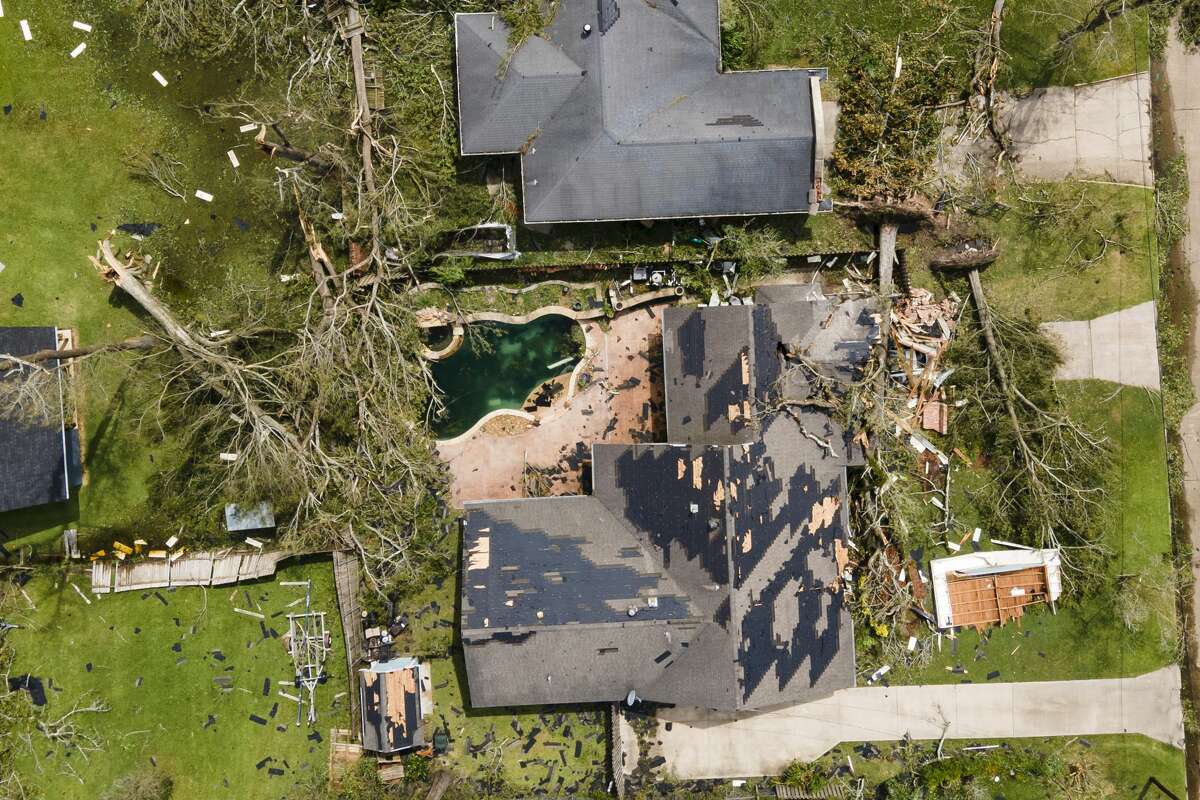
<box><xmin>239</xmin><ymin>122</ymin><xmax>258</xmax><ymax>133</ymax></box>
<box><xmin>20</xmin><ymin>19</ymin><xmax>32</xmax><ymax>40</ymax></box>
<box><xmin>73</xmin><ymin>20</ymin><xmax>92</xmax><ymax>32</ymax></box>
<box><xmin>209</xmin><ymin>329</ymin><xmax>230</xmax><ymax>337</ymax></box>
<box><xmin>245</xmin><ymin>537</ymin><xmax>263</xmax><ymax>549</ymax></box>
<box><xmin>945</xmin><ymin>541</ymin><xmax>961</xmax><ymax>553</ymax></box>
<box><xmin>972</xmin><ymin>527</ymin><xmax>981</xmax><ymax>543</ymax></box>
<box><xmin>907</xmin><ymin>635</ymin><xmax>918</xmax><ymax>652</ymax></box>
<box><xmin>0</xmin><ymin>2</ymin><xmax>5</xmax><ymax>18</ymax></box>
<box><xmin>0</xmin><ymin>262</ymin><xmax>5</xmax><ymax>274</ymax></box>
<box><xmin>218</xmin><ymin>452</ymin><xmax>239</xmax><ymax>462</ymax></box>
<box><xmin>226</xmin><ymin>150</ymin><xmax>240</xmax><ymax>168</ymax></box>
<box><xmin>331</xmin><ymin>212</ymin><xmax>345</xmax><ymax>220</ymax></box>
<box><xmin>867</xmin><ymin>664</ymin><xmax>891</xmax><ymax>684</ymax></box>
<box><xmin>70</xmin><ymin>42</ymin><xmax>86</xmax><ymax>58</ymax></box>
<box><xmin>195</xmin><ymin>189</ymin><xmax>214</xmax><ymax>202</ymax></box>
<box><xmin>152</xmin><ymin>70</ymin><xmax>168</xmax><ymax>87</ymax></box>
<box><xmin>165</xmin><ymin>535</ymin><xmax>179</xmax><ymax>548</ymax></box>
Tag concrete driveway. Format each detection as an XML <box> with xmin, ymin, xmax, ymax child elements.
<box><xmin>1040</xmin><ymin>300</ymin><xmax>1161</xmax><ymax>389</ymax></box>
<box><xmin>941</xmin><ymin>73</ymin><xmax>1151</xmax><ymax>185</ymax></box>
<box><xmin>646</xmin><ymin>667</ymin><xmax>1183</xmax><ymax>779</ymax></box>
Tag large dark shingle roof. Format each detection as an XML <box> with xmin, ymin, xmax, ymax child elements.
<box><xmin>0</xmin><ymin>327</ymin><xmax>70</xmax><ymax>513</ymax></box>
<box><xmin>460</xmin><ymin>296</ymin><xmax>876</xmax><ymax>711</ymax></box>
<box><xmin>454</xmin><ymin>1</ymin><xmax>826</xmax><ymax>223</ymax></box>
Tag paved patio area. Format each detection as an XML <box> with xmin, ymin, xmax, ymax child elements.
<box><xmin>438</xmin><ymin>306</ymin><xmax>666</xmax><ymax>506</ymax></box>
<box><xmin>643</xmin><ymin>666</ymin><xmax>1183</xmax><ymax>779</ymax></box>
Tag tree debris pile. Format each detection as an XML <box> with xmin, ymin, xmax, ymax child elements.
<box><xmin>890</xmin><ymin>288</ymin><xmax>961</xmax><ymax>437</ymax></box>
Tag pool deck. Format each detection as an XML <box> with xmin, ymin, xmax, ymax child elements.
<box><xmin>438</xmin><ymin>307</ymin><xmax>663</xmax><ymax>505</ymax></box>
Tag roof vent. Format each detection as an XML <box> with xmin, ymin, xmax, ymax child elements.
<box><xmin>627</xmin><ymin>606</ymin><xmax>638</xmax><ymax>617</ymax></box>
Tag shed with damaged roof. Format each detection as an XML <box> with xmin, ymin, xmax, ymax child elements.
<box><xmin>453</xmin><ymin>0</ymin><xmax>829</xmax><ymax>223</ymax></box>
<box><xmin>0</xmin><ymin>327</ymin><xmax>82</xmax><ymax>514</ymax></box>
<box><xmin>358</xmin><ymin>657</ymin><xmax>429</xmax><ymax>754</ymax></box>
<box><xmin>930</xmin><ymin>548</ymin><xmax>1063</xmax><ymax>631</ymax></box>
<box><xmin>459</xmin><ymin>292</ymin><xmax>877</xmax><ymax>712</ymax></box>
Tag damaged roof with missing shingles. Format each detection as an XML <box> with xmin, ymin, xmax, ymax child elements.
<box><xmin>0</xmin><ymin>327</ymin><xmax>70</xmax><ymax>513</ymax></box>
<box><xmin>453</xmin><ymin>0</ymin><xmax>826</xmax><ymax>223</ymax></box>
<box><xmin>460</xmin><ymin>295</ymin><xmax>876</xmax><ymax>711</ymax></box>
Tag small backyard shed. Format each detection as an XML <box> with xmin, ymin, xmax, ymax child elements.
<box><xmin>0</xmin><ymin>327</ymin><xmax>81</xmax><ymax>513</ymax></box>
<box><xmin>358</xmin><ymin>657</ymin><xmax>432</xmax><ymax>754</ymax></box>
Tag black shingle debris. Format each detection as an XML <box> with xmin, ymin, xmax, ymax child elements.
<box><xmin>249</xmin><ymin>714</ymin><xmax>267</xmax><ymax>725</ymax></box>
<box><xmin>154</xmin><ymin>591</ymin><xmax>168</xmax><ymax>606</ymax></box>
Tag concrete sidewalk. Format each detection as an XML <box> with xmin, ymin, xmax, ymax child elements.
<box><xmin>1040</xmin><ymin>300</ymin><xmax>1161</xmax><ymax>389</ymax></box>
<box><xmin>648</xmin><ymin>667</ymin><xmax>1183</xmax><ymax>779</ymax></box>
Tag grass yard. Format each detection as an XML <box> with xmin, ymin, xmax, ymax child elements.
<box><xmin>392</xmin><ymin>569</ymin><xmax>609</xmax><ymax>793</ymax></box>
<box><xmin>0</xmin><ymin>0</ymin><xmax>296</xmax><ymax>548</ymax></box>
<box><xmin>5</xmin><ymin>557</ymin><xmax>348</xmax><ymax>799</ymax></box>
<box><xmin>736</xmin><ymin>0</ymin><xmax>1150</xmax><ymax>90</ymax></box>
<box><xmin>806</xmin><ymin>734</ymin><xmax>1185</xmax><ymax>798</ymax></box>
<box><xmin>907</xmin><ymin>181</ymin><xmax>1157</xmax><ymax>323</ymax></box>
<box><xmin>977</xmin><ymin>182</ymin><xmax>1158</xmax><ymax>322</ymax></box>
<box><xmin>891</xmin><ymin>382</ymin><xmax>1175</xmax><ymax>686</ymax></box>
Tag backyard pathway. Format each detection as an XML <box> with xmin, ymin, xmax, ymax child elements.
<box><xmin>438</xmin><ymin>306</ymin><xmax>664</xmax><ymax>505</ymax></box>
<box><xmin>644</xmin><ymin>666</ymin><xmax>1184</xmax><ymax>779</ymax></box>
<box><xmin>1040</xmin><ymin>300</ymin><xmax>1161</xmax><ymax>389</ymax></box>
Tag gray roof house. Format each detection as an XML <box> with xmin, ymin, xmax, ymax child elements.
<box><xmin>460</xmin><ymin>293</ymin><xmax>876</xmax><ymax>712</ymax></box>
<box><xmin>454</xmin><ymin>0</ymin><xmax>829</xmax><ymax>223</ymax></box>
<box><xmin>0</xmin><ymin>327</ymin><xmax>80</xmax><ymax>514</ymax></box>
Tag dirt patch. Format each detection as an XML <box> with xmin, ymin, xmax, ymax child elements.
<box><xmin>480</xmin><ymin>415</ymin><xmax>535</xmax><ymax>437</ymax></box>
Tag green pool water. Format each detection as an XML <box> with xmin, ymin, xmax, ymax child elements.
<box><xmin>432</xmin><ymin>315</ymin><xmax>581</xmax><ymax>438</ymax></box>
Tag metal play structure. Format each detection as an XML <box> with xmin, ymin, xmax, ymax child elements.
<box><xmin>283</xmin><ymin>580</ymin><xmax>331</xmax><ymax>726</ymax></box>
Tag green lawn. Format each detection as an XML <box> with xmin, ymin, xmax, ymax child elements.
<box><xmin>738</xmin><ymin>0</ymin><xmax>1150</xmax><ymax>90</ymax></box>
<box><xmin>805</xmin><ymin>735</ymin><xmax>1184</xmax><ymax>798</ymax></box>
<box><xmin>980</xmin><ymin>182</ymin><xmax>1158</xmax><ymax>322</ymax></box>
<box><xmin>0</xmin><ymin>0</ymin><xmax>293</xmax><ymax>548</ymax></box>
<box><xmin>6</xmin><ymin>557</ymin><xmax>348</xmax><ymax>799</ymax></box>
<box><xmin>891</xmin><ymin>382</ymin><xmax>1175</xmax><ymax>686</ymax></box>
<box><xmin>906</xmin><ymin>181</ymin><xmax>1158</xmax><ymax>323</ymax></box>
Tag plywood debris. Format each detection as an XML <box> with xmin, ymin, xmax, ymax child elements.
<box><xmin>807</xmin><ymin>496</ymin><xmax>840</xmax><ymax>531</ymax></box>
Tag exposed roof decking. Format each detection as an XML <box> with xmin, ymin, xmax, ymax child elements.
<box><xmin>359</xmin><ymin>660</ymin><xmax>424</xmax><ymax>753</ymax></box>
<box><xmin>460</xmin><ymin>295</ymin><xmax>876</xmax><ymax>711</ymax></box>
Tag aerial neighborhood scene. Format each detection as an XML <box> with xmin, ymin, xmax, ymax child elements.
<box><xmin>9</xmin><ymin>1</ymin><xmax>1200</xmax><ymax>799</ymax></box>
